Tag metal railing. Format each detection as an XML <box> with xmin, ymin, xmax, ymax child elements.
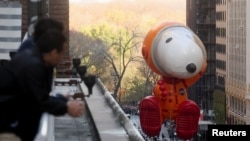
<box><xmin>34</xmin><ymin>77</ymin><xmax>144</xmax><ymax>141</ymax></box>
<box><xmin>96</xmin><ymin>78</ymin><xmax>144</xmax><ymax>141</ymax></box>
<box><xmin>34</xmin><ymin>113</ymin><xmax>54</xmax><ymax>141</ymax></box>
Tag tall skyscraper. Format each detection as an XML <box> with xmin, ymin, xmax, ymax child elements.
<box><xmin>214</xmin><ymin>0</ymin><xmax>227</xmax><ymax>124</ymax></box>
<box><xmin>226</xmin><ymin>0</ymin><xmax>250</xmax><ymax>125</ymax></box>
<box><xmin>187</xmin><ymin>0</ymin><xmax>250</xmax><ymax>125</ymax></box>
<box><xmin>186</xmin><ymin>0</ymin><xmax>216</xmax><ymax>119</ymax></box>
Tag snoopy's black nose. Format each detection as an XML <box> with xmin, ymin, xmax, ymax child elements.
<box><xmin>186</xmin><ymin>63</ymin><xmax>196</xmax><ymax>73</ymax></box>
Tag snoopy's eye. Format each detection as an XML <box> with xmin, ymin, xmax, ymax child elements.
<box><xmin>166</xmin><ymin>37</ymin><xmax>172</xmax><ymax>43</ymax></box>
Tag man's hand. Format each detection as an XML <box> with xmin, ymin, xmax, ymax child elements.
<box><xmin>67</xmin><ymin>100</ymin><xmax>84</xmax><ymax>117</ymax></box>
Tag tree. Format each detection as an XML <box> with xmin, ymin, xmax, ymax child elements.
<box><xmin>122</xmin><ymin>59</ymin><xmax>161</xmax><ymax>102</ymax></box>
<box><xmin>137</xmin><ymin>60</ymin><xmax>160</xmax><ymax>97</ymax></box>
<box><xmin>81</xmin><ymin>22</ymin><xmax>142</xmax><ymax>101</ymax></box>
<box><xmin>69</xmin><ymin>30</ymin><xmax>111</xmax><ymax>81</ymax></box>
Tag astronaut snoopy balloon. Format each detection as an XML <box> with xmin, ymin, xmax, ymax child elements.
<box><xmin>139</xmin><ymin>22</ymin><xmax>207</xmax><ymax>140</ymax></box>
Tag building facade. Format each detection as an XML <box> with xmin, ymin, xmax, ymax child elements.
<box><xmin>188</xmin><ymin>0</ymin><xmax>250</xmax><ymax>125</ymax></box>
<box><xmin>6</xmin><ymin>0</ymin><xmax>69</xmax><ymax>42</ymax></box>
<box><xmin>186</xmin><ymin>0</ymin><xmax>216</xmax><ymax>119</ymax></box>
<box><xmin>214</xmin><ymin>0</ymin><xmax>227</xmax><ymax>124</ymax></box>
<box><xmin>226</xmin><ymin>0</ymin><xmax>250</xmax><ymax>125</ymax></box>
<box><xmin>0</xmin><ymin>2</ymin><xmax>22</xmax><ymax>60</ymax></box>
<box><xmin>1</xmin><ymin>0</ymin><xmax>70</xmax><ymax>76</ymax></box>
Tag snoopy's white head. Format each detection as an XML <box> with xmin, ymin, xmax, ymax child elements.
<box><xmin>150</xmin><ymin>25</ymin><xmax>206</xmax><ymax>79</ymax></box>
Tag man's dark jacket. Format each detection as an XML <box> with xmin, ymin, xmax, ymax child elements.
<box><xmin>17</xmin><ymin>37</ymin><xmax>35</xmax><ymax>53</ymax></box>
<box><xmin>0</xmin><ymin>49</ymin><xmax>67</xmax><ymax>141</ymax></box>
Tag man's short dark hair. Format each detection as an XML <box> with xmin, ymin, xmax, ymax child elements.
<box><xmin>33</xmin><ymin>17</ymin><xmax>64</xmax><ymax>42</ymax></box>
<box><xmin>36</xmin><ymin>29</ymin><xmax>66</xmax><ymax>53</ymax></box>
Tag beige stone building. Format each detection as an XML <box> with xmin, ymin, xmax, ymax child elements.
<box><xmin>226</xmin><ymin>0</ymin><xmax>250</xmax><ymax>125</ymax></box>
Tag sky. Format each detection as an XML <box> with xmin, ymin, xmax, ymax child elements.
<box><xmin>69</xmin><ymin>0</ymin><xmax>186</xmax><ymax>12</ymax></box>
<box><xmin>69</xmin><ymin>0</ymin><xmax>113</xmax><ymax>3</ymax></box>
<box><xmin>69</xmin><ymin>0</ymin><xmax>186</xmax><ymax>29</ymax></box>
<box><xmin>69</xmin><ymin>0</ymin><xmax>186</xmax><ymax>7</ymax></box>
